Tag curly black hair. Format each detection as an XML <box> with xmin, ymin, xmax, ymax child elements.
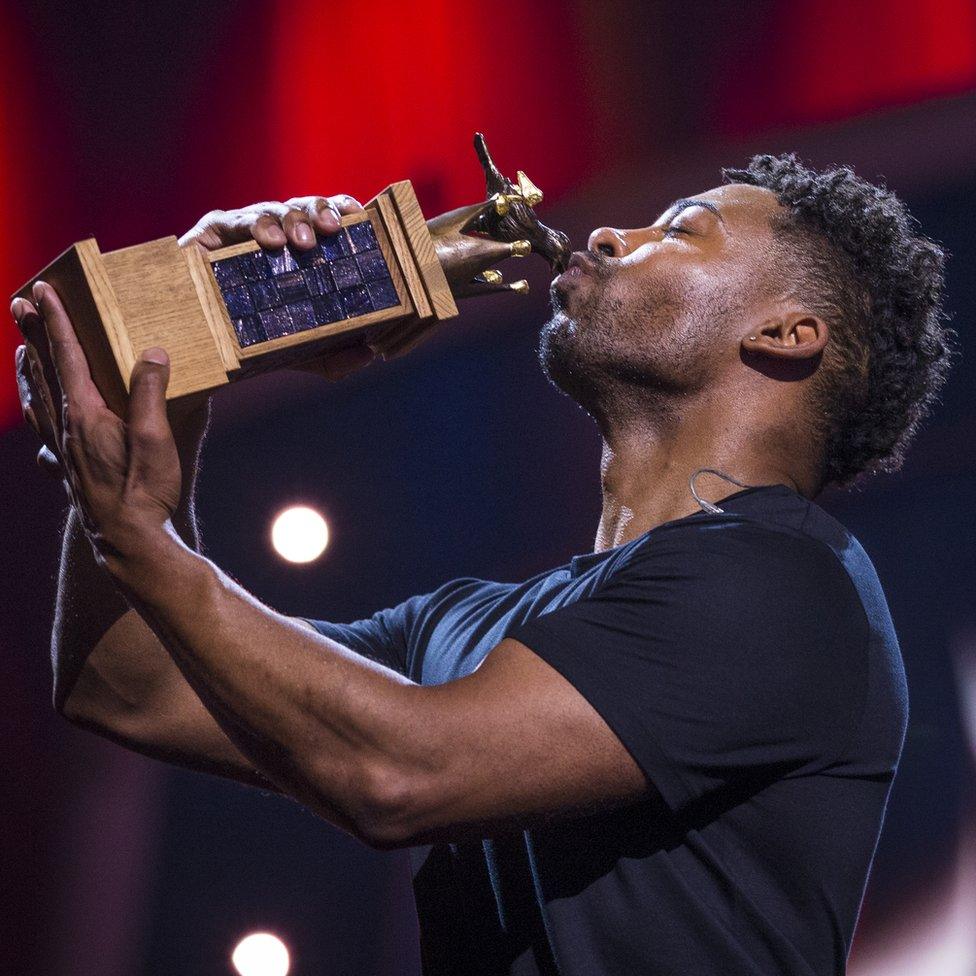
<box><xmin>722</xmin><ymin>153</ymin><xmax>953</xmax><ymax>487</ymax></box>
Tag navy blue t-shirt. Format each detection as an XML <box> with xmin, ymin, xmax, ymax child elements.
<box><xmin>308</xmin><ymin>486</ymin><xmax>908</xmax><ymax>975</ymax></box>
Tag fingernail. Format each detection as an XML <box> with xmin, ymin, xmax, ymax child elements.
<box><xmin>296</xmin><ymin>223</ymin><xmax>313</xmax><ymax>245</ymax></box>
<box><xmin>32</xmin><ymin>281</ymin><xmax>46</xmax><ymax>303</ymax></box>
<box><xmin>11</xmin><ymin>298</ymin><xmax>25</xmax><ymax>320</ymax></box>
<box><xmin>142</xmin><ymin>346</ymin><xmax>169</xmax><ymax>366</ymax></box>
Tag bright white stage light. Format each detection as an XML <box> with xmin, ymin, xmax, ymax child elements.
<box><xmin>231</xmin><ymin>932</ymin><xmax>290</xmax><ymax>976</ymax></box>
<box><xmin>271</xmin><ymin>505</ymin><xmax>330</xmax><ymax>563</ymax></box>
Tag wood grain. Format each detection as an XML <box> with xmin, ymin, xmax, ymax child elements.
<box><xmin>13</xmin><ymin>240</ymin><xmax>132</xmax><ymax>416</ymax></box>
<box><xmin>371</xmin><ymin>195</ymin><xmax>433</xmax><ymax>320</ymax></box>
<box><xmin>182</xmin><ymin>242</ymin><xmax>241</xmax><ymax>373</ymax></box>
<box><xmin>102</xmin><ymin>237</ymin><xmax>231</xmax><ymax>399</ymax></box>
<box><xmin>388</xmin><ymin>180</ymin><xmax>457</xmax><ymax>320</ymax></box>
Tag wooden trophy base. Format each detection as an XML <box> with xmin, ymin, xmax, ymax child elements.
<box><xmin>13</xmin><ymin>181</ymin><xmax>457</xmax><ymax>416</ymax></box>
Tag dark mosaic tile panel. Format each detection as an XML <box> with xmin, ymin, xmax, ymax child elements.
<box><xmin>348</xmin><ymin>220</ymin><xmax>378</xmax><ymax>253</ymax></box>
<box><xmin>340</xmin><ymin>285</ymin><xmax>373</xmax><ymax>317</ymax></box>
<box><xmin>296</xmin><ymin>245</ymin><xmax>326</xmax><ymax>268</ymax></box>
<box><xmin>211</xmin><ymin>219</ymin><xmax>398</xmax><ymax>348</ymax></box>
<box><xmin>289</xmin><ymin>299</ymin><xmax>317</xmax><ymax>332</ymax></box>
<box><xmin>223</xmin><ymin>284</ymin><xmax>254</xmax><ymax>319</ymax></box>
<box><xmin>320</xmin><ymin>231</ymin><xmax>352</xmax><ymax>261</ymax></box>
<box><xmin>312</xmin><ymin>294</ymin><xmax>344</xmax><ymax>324</ymax></box>
<box><xmin>248</xmin><ymin>279</ymin><xmax>280</xmax><ymax>311</ymax></box>
<box><xmin>331</xmin><ymin>256</ymin><xmax>362</xmax><ymax>290</ymax></box>
<box><xmin>213</xmin><ymin>259</ymin><xmax>244</xmax><ymax>290</ymax></box>
<box><xmin>275</xmin><ymin>270</ymin><xmax>308</xmax><ymax>303</ymax></box>
<box><xmin>258</xmin><ymin>306</ymin><xmax>294</xmax><ymax>339</ymax></box>
<box><xmin>356</xmin><ymin>249</ymin><xmax>389</xmax><ymax>282</ymax></box>
<box><xmin>266</xmin><ymin>248</ymin><xmax>298</xmax><ymax>275</ymax></box>
<box><xmin>240</xmin><ymin>251</ymin><xmax>271</xmax><ymax>280</ymax></box>
<box><xmin>366</xmin><ymin>278</ymin><xmax>399</xmax><ymax>309</ymax></box>
<box><xmin>303</xmin><ymin>266</ymin><xmax>334</xmax><ymax>296</ymax></box>
<box><xmin>233</xmin><ymin>315</ymin><xmax>266</xmax><ymax>346</ymax></box>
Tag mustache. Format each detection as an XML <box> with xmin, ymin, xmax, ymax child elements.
<box><xmin>557</xmin><ymin>250</ymin><xmax>610</xmax><ymax>278</ymax></box>
<box><xmin>569</xmin><ymin>250</ymin><xmax>612</xmax><ymax>278</ymax></box>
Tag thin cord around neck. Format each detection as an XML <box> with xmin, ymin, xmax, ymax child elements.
<box><xmin>689</xmin><ymin>467</ymin><xmax>756</xmax><ymax>514</ymax></box>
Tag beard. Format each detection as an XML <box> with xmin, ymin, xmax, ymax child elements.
<box><xmin>538</xmin><ymin>260</ymin><xmax>718</xmax><ymax>429</ymax></box>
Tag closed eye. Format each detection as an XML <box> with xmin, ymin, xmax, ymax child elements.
<box><xmin>663</xmin><ymin>224</ymin><xmax>690</xmax><ymax>238</ymax></box>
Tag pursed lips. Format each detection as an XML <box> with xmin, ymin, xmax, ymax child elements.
<box><xmin>558</xmin><ymin>251</ymin><xmax>600</xmax><ymax>280</ymax></box>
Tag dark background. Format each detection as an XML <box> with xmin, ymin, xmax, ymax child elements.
<box><xmin>3</xmin><ymin>2</ymin><xmax>975</xmax><ymax>974</ymax></box>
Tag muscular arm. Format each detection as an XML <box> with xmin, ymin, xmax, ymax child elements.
<box><xmin>19</xmin><ymin>278</ymin><xmax>648</xmax><ymax>848</ymax></box>
<box><xmin>21</xmin><ymin>194</ymin><xmax>372</xmax><ymax>790</ymax></box>
<box><xmin>104</xmin><ymin>527</ymin><xmax>646</xmax><ymax>847</ymax></box>
<box><xmin>54</xmin><ymin>421</ymin><xmax>278</xmax><ymax>790</ymax></box>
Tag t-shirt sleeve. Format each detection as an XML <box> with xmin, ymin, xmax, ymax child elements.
<box><xmin>506</xmin><ymin>519</ymin><xmax>870</xmax><ymax>812</ymax></box>
<box><xmin>301</xmin><ymin>577</ymin><xmax>487</xmax><ymax>677</ymax></box>
<box><xmin>302</xmin><ymin>593</ymin><xmax>431</xmax><ymax>675</ymax></box>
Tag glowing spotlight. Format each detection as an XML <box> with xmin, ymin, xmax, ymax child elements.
<box><xmin>231</xmin><ymin>932</ymin><xmax>290</xmax><ymax>976</ymax></box>
<box><xmin>271</xmin><ymin>506</ymin><xmax>330</xmax><ymax>563</ymax></box>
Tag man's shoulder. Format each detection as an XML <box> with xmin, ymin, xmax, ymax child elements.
<box><xmin>621</xmin><ymin>486</ymin><xmax>854</xmax><ymax>573</ymax></box>
<box><xmin>606</xmin><ymin>487</ymin><xmax>881</xmax><ymax>627</ymax></box>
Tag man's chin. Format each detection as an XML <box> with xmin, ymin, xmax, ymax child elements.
<box><xmin>537</xmin><ymin>310</ymin><xmax>593</xmax><ymax>397</ymax></box>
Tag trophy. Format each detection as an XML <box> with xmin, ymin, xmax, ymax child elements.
<box><xmin>12</xmin><ymin>134</ymin><xmax>571</xmax><ymax>416</ymax></box>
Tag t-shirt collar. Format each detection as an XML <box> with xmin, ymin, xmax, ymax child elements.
<box><xmin>568</xmin><ymin>484</ymin><xmax>793</xmax><ymax>578</ymax></box>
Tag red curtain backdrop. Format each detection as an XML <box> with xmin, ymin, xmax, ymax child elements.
<box><xmin>0</xmin><ymin>8</ymin><xmax>45</xmax><ymax>429</ymax></box>
<box><xmin>3</xmin><ymin>0</ymin><xmax>975</xmax><ymax>427</ymax></box>
<box><xmin>716</xmin><ymin>0</ymin><xmax>976</xmax><ymax>134</ymax></box>
<box><xmin>264</xmin><ymin>0</ymin><xmax>599</xmax><ymax>215</ymax></box>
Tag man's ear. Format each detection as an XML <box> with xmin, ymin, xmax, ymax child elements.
<box><xmin>740</xmin><ymin>312</ymin><xmax>829</xmax><ymax>362</ymax></box>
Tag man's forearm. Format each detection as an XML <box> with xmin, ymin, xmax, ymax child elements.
<box><xmin>103</xmin><ymin>522</ymin><xmax>422</xmax><ymax>839</ymax></box>
<box><xmin>52</xmin><ymin>436</ymin><xmax>202</xmax><ymax>712</ymax></box>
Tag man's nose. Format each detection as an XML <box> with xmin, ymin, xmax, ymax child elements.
<box><xmin>587</xmin><ymin>226</ymin><xmax>628</xmax><ymax>257</ymax></box>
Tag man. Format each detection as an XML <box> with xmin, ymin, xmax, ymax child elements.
<box><xmin>14</xmin><ymin>154</ymin><xmax>952</xmax><ymax>975</ymax></box>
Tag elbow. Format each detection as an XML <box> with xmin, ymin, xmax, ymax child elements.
<box><xmin>345</xmin><ymin>761</ymin><xmax>431</xmax><ymax>851</ymax></box>
<box><xmin>54</xmin><ymin>682</ymin><xmax>85</xmax><ymax>723</ymax></box>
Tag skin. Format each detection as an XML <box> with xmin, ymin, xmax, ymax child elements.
<box><xmin>13</xmin><ymin>182</ymin><xmax>829</xmax><ymax>848</ymax></box>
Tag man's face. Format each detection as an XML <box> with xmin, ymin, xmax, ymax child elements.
<box><xmin>539</xmin><ymin>182</ymin><xmax>785</xmax><ymax>417</ymax></box>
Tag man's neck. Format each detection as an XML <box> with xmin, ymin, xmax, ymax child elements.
<box><xmin>593</xmin><ymin>395</ymin><xmax>812</xmax><ymax>552</ymax></box>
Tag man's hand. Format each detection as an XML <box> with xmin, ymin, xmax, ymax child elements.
<box><xmin>180</xmin><ymin>193</ymin><xmax>375</xmax><ymax>381</ymax></box>
<box><xmin>179</xmin><ymin>193</ymin><xmax>365</xmax><ymax>251</ymax></box>
<box><xmin>12</xmin><ymin>285</ymin><xmax>180</xmax><ymax>564</ymax></box>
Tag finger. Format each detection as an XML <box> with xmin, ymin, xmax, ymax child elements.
<box><xmin>15</xmin><ymin>303</ymin><xmax>66</xmax><ymax>441</ymax></box>
<box><xmin>11</xmin><ymin>297</ymin><xmax>33</xmax><ymax>339</ymax></box>
<box><xmin>36</xmin><ymin>445</ymin><xmax>64</xmax><ymax>478</ymax></box>
<box><xmin>180</xmin><ymin>203</ymin><xmax>293</xmax><ymax>251</ymax></box>
<box><xmin>296</xmin><ymin>344</ymin><xmax>375</xmax><ymax>380</ymax></box>
<box><xmin>15</xmin><ymin>344</ymin><xmax>33</xmax><ymax>413</ymax></box>
<box><xmin>217</xmin><ymin>205</ymin><xmax>291</xmax><ymax>250</ymax></box>
<box><xmin>281</xmin><ymin>207</ymin><xmax>316</xmax><ymax>250</ymax></box>
<box><xmin>283</xmin><ymin>196</ymin><xmax>341</xmax><ymax>236</ymax></box>
<box><xmin>248</xmin><ymin>210</ymin><xmax>288</xmax><ymax>249</ymax></box>
<box><xmin>310</xmin><ymin>199</ymin><xmax>342</xmax><ymax>235</ymax></box>
<box><xmin>32</xmin><ymin>281</ymin><xmax>104</xmax><ymax>411</ymax></box>
<box><xmin>15</xmin><ymin>345</ymin><xmax>41</xmax><ymax>433</ymax></box>
<box><xmin>126</xmin><ymin>347</ymin><xmax>174</xmax><ymax>475</ymax></box>
<box><xmin>177</xmin><ymin>210</ymin><xmax>234</xmax><ymax>250</ymax></box>
<box><xmin>12</xmin><ymin>297</ymin><xmax>46</xmax><ymax>353</ymax></box>
<box><xmin>22</xmin><ymin>342</ymin><xmax>68</xmax><ymax>469</ymax></box>
<box><xmin>457</xmin><ymin>271</ymin><xmax>530</xmax><ymax>299</ymax></box>
<box><xmin>330</xmin><ymin>194</ymin><xmax>364</xmax><ymax>215</ymax></box>
<box><xmin>376</xmin><ymin>319</ymin><xmax>439</xmax><ymax>359</ymax></box>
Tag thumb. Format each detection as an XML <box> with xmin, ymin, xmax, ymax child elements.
<box><xmin>127</xmin><ymin>347</ymin><xmax>173</xmax><ymax>461</ymax></box>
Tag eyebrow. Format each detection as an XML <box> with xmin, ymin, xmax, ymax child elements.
<box><xmin>663</xmin><ymin>198</ymin><xmax>723</xmax><ymax>222</ymax></box>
